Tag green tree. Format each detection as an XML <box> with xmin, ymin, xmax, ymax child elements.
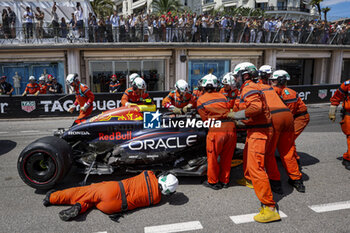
<box><xmin>322</xmin><ymin>7</ymin><xmax>331</xmax><ymax>22</ymax></box>
<box><xmin>310</xmin><ymin>0</ymin><xmax>323</xmax><ymax>18</ymax></box>
<box><xmin>90</xmin><ymin>0</ymin><xmax>114</xmax><ymax>18</ymax></box>
<box><xmin>151</xmin><ymin>0</ymin><xmax>183</xmax><ymax>14</ymax></box>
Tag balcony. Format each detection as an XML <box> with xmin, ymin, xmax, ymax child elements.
<box><xmin>267</xmin><ymin>6</ymin><xmax>310</xmax><ymax>13</ymax></box>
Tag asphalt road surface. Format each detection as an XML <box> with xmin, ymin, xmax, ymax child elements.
<box><xmin>0</xmin><ymin>104</ymin><xmax>349</xmax><ymax>233</ymax></box>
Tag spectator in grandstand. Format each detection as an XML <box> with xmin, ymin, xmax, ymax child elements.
<box><xmin>110</xmin><ymin>10</ymin><xmax>119</xmax><ymax>42</ymax></box>
<box><xmin>74</xmin><ymin>2</ymin><xmax>84</xmax><ymax>38</ymax></box>
<box><xmin>35</xmin><ymin>7</ymin><xmax>44</xmax><ymax>39</ymax></box>
<box><xmin>23</xmin><ymin>6</ymin><xmax>34</xmax><ymax>39</ymax></box>
<box><xmin>51</xmin><ymin>2</ymin><xmax>59</xmax><ymax>39</ymax></box>
<box><xmin>7</xmin><ymin>7</ymin><xmax>16</xmax><ymax>39</ymax></box>
<box><xmin>2</xmin><ymin>9</ymin><xmax>10</xmax><ymax>39</ymax></box>
<box><xmin>61</xmin><ymin>17</ymin><xmax>68</xmax><ymax>38</ymax></box>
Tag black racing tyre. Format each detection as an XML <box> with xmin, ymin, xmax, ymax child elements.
<box><xmin>17</xmin><ymin>136</ymin><xmax>72</xmax><ymax>190</ymax></box>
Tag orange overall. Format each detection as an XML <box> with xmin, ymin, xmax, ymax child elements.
<box><xmin>192</xmin><ymin>88</ymin><xmax>204</xmax><ymax>101</ymax></box>
<box><xmin>259</xmin><ymin>84</ymin><xmax>301</xmax><ymax>181</ymax></box>
<box><xmin>162</xmin><ymin>90</ymin><xmax>194</xmax><ymax>108</ymax></box>
<box><xmin>219</xmin><ymin>87</ymin><xmax>239</xmax><ymax>109</ymax></box>
<box><xmin>49</xmin><ymin>171</ymin><xmax>161</xmax><ymax>215</ymax></box>
<box><xmin>239</xmin><ymin>80</ymin><xmax>275</xmax><ymax>207</ymax></box>
<box><xmin>197</xmin><ymin>92</ymin><xmax>236</xmax><ymax>184</ymax></box>
<box><xmin>330</xmin><ymin>80</ymin><xmax>350</xmax><ymax>162</ymax></box>
<box><xmin>73</xmin><ymin>83</ymin><xmax>95</xmax><ymax>120</ymax></box>
<box><xmin>38</xmin><ymin>83</ymin><xmax>47</xmax><ymax>94</ymax></box>
<box><xmin>121</xmin><ymin>87</ymin><xmax>150</xmax><ymax>106</ymax></box>
<box><xmin>274</xmin><ymin>86</ymin><xmax>310</xmax><ymax>160</ymax></box>
<box><xmin>25</xmin><ymin>83</ymin><xmax>40</xmax><ymax>94</ymax></box>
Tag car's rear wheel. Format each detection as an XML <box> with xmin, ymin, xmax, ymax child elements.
<box><xmin>17</xmin><ymin>136</ymin><xmax>72</xmax><ymax>190</ymax></box>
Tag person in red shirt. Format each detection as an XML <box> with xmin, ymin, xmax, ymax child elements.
<box><xmin>38</xmin><ymin>76</ymin><xmax>47</xmax><ymax>94</ymax></box>
<box><xmin>329</xmin><ymin>78</ymin><xmax>350</xmax><ymax>170</ymax></box>
<box><xmin>121</xmin><ymin>77</ymin><xmax>150</xmax><ymax>106</ymax></box>
<box><xmin>162</xmin><ymin>79</ymin><xmax>194</xmax><ymax>114</ymax></box>
<box><xmin>219</xmin><ymin>72</ymin><xmax>239</xmax><ymax>109</ymax></box>
<box><xmin>109</xmin><ymin>74</ymin><xmax>120</xmax><ymax>93</ymax></box>
<box><xmin>42</xmin><ymin>171</ymin><xmax>178</xmax><ymax>221</ymax></box>
<box><xmin>270</xmin><ymin>70</ymin><xmax>310</xmax><ymax>163</ymax></box>
<box><xmin>22</xmin><ymin>76</ymin><xmax>40</xmax><ymax>96</ymax></box>
<box><xmin>66</xmin><ymin>73</ymin><xmax>95</xmax><ymax>124</ymax></box>
<box><xmin>197</xmin><ymin>74</ymin><xmax>236</xmax><ymax>190</ymax></box>
<box><xmin>228</xmin><ymin>62</ymin><xmax>280</xmax><ymax>223</ymax></box>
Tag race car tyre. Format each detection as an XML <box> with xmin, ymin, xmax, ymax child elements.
<box><xmin>17</xmin><ymin>136</ymin><xmax>72</xmax><ymax>190</ymax></box>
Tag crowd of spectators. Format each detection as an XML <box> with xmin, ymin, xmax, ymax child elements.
<box><xmin>0</xmin><ymin>5</ymin><xmax>350</xmax><ymax>44</ymax></box>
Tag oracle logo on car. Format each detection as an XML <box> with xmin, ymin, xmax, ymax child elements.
<box><xmin>99</xmin><ymin>131</ymin><xmax>133</xmax><ymax>141</ymax></box>
<box><xmin>128</xmin><ymin>135</ymin><xmax>197</xmax><ymax>150</ymax></box>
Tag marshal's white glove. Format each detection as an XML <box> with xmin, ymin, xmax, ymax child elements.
<box><xmin>329</xmin><ymin>105</ymin><xmax>337</xmax><ymax>122</ymax></box>
<box><xmin>182</xmin><ymin>104</ymin><xmax>193</xmax><ymax>114</ymax></box>
<box><xmin>81</xmin><ymin>103</ymin><xmax>90</xmax><ymax>112</ymax></box>
<box><xmin>227</xmin><ymin>110</ymin><xmax>246</xmax><ymax>120</ymax></box>
<box><xmin>125</xmin><ymin>102</ymin><xmax>131</xmax><ymax>107</ymax></box>
<box><xmin>67</xmin><ymin>105</ymin><xmax>76</xmax><ymax>113</ymax></box>
<box><xmin>172</xmin><ymin>107</ymin><xmax>182</xmax><ymax>115</ymax></box>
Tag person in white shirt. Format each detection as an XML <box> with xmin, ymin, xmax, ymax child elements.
<box><xmin>74</xmin><ymin>2</ymin><xmax>84</xmax><ymax>37</ymax></box>
<box><xmin>23</xmin><ymin>6</ymin><xmax>34</xmax><ymax>39</ymax></box>
<box><xmin>110</xmin><ymin>10</ymin><xmax>119</xmax><ymax>42</ymax></box>
<box><xmin>263</xmin><ymin>18</ymin><xmax>270</xmax><ymax>43</ymax></box>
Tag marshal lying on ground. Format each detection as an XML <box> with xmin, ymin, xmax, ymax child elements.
<box><xmin>17</xmin><ymin>103</ymin><xmax>219</xmax><ymax>190</ymax></box>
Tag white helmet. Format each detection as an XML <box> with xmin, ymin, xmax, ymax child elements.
<box><xmin>158</xmin><ymin>173</ymin><xmax>179</xmax><ymax>195</ymax></box>
<box><xmin>29</xmin><ymin>76</ymin><xmax>36</xmax><ymax>81</ymax></box>
<box><xmin>132</xmin><ymin>77</ymin><xmax>146</xmax><ymax>90</ymax></box>
<box><xmin>66</xmin><ymin>73</ymin><xmax>78</xmax><ymax>85</ymax></box>
<box><xmin>201</xmin><ymin>74</ymin><xmax>218</xmax><ymax>88</ymax></box>
<box><xmin>222</xmin><ymin>72</ymin><xmax>236</xmax><ymax>86</ymax></box>
<box><xmin>233</xmin><ymin>62</ymin><xmax>258</xmax><ymax>78</ymax></box>
<box><xmin>259</xmin><ymin>65</ymin><xmax>273</xmax><ymax>74</ymax></box>
<box><xmin>271</xmin><ymin>70</ymin><xmax>290</xmax><ymax>81</ymax></box>
<box><xmin>38</xmin><ymin>76</ymin><xmax>45</xmax><ymax>82</ymax></box>
<box><xmin>129</xmin><ymin>73</ymin><xmax>140</xmax><ymax>83</ymax></box>
<box><xmin>175</xmin><ymin>79</ymin><xmax>189</xmax><ymax>93</ymax></box>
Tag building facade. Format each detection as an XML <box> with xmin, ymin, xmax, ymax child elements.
<box><xmin>1</xmin><ymin>43</ymin><xmax>349</xmax><ymax>95</ymax></box>
<box><xmin>114</xmin><ymin>0</ymin><xmax>317</xmax><ymax>19</ymax></box>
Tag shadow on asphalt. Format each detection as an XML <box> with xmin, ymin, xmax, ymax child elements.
<box><xmin>0</xmin><ymin>140</ymin><xmax>17</xmax><ymax>156</ymax></box>
<box><xmin>299</xmin><ymin>152</ymin><xmax>320</xmax><ymax>167</ymax></box>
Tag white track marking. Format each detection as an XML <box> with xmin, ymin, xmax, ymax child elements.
<box><xmin>230</xmin><ymin>211</ymin><xmax>287</xmax><ymax>224</ymax></box>
<box><xmin>144</xmin><ymin>221</ymin><xmax>203</xmax><ymax>233</ymax></box>
<box><xmin>20</xmin><ymin>130</ymin><xmax>40</xmax><ymax>133</ymax></box>
<box><xmin>309</xmin><ymin>200</ymin><xmax>350</xmax><ymax>213</ymax></box>
<box><xmin>0</xmin><ymin>131</ymin><xmax>8</xmax><ymax>134</ymax></box>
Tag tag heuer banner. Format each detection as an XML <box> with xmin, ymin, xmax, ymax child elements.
<box><xmin>0</xmin><ymin>85</ymin><xmax>340</xmax><ymax>118</ymax></box>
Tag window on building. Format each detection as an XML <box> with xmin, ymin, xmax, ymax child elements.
<box><xmin>89</xmin><ymin>60</ymin><xmax>165</xmax><ymax>93</ymax></box>
<box><xmin>204</xmin><ymin>0</ymin><xmax>214</xmax><ymax>4</ymax></box>
<box><xmin>341</xmin><ymin>59</ymin><xmax>350</xmax><ymax>83</ymax></box>
<box><xmin>0</xmin><ymin>62</ymin><xmax>65</xmax><ymax>95</ymax></box>
<box><xmin>256</xmin><ymin>3</ymin><xmax>268</xmax><ymax>11</ymax></box>
<box><xmin>277</xmin><ymin>1</ymin><xmax>287</xmax><ymax>10</ymax></box>
<box><xmin>276</xmin><ymin>59</ymin><xmax>314</xmax><ymax>85</ymax></box>
<box><xmin>188</xmin><ymin>60</ymin><xmax>230</xmax><ymax>90</ymax></box>
<box><xmin>184</xmin><ymin>0</ymin><xmax>188</xmax><ymax>6</ymax></box>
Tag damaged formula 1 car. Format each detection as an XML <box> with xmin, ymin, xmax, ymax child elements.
<box><xmin>17</xmin><ymin>103</ymin><xmax>245</xmax><ymax>190</ymax></box>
